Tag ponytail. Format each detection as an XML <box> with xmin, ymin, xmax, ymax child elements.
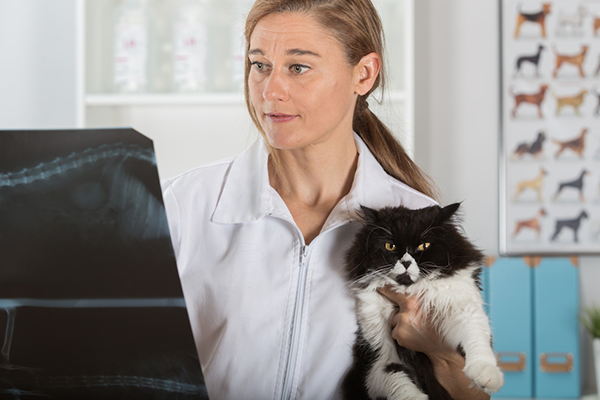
<box><xmin>353</xmin><ymin>96</ymin><xmax>439</xmax><ymax>201</ymax></box>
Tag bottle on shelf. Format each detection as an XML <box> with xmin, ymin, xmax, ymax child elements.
<box><xmin>172</xmin><ymin>0</ymin><xmax>210</xmax><ymax>93</ymax></box>
<box><xmin>113</xmin><ymin>0</ymin><xmax>152</xmax><ymax>93</ymax></box>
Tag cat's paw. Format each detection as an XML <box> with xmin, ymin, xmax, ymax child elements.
<box><xmin>384</xmin><ymin>380</ymin><xmax>428</xmax><ymax>400</ymax></box>
<box><xmin>464</xmin><ymin>362</ymin><xmax>504</xmax><ymax>394</ymax></box>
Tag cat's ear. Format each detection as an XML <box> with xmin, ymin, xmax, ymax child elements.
<box><xmin>439</xmin><ymin>202</ymin><xmax>461</xmax><ymax>221</ymax></box>
<box><xmin>358</xmin><ymin>205</ymin><xmax>379</xmax><ymax>225</ymax></box>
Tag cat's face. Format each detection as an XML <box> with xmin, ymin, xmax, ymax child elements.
<box><xmin>345</xmin><ymin>203</ymin><xmax>483</xmax><ymax>289</ymax></box>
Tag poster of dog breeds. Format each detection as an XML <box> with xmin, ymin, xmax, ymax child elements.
<box><xmin>502</xmin><ymin>0</ymin><xmax>600</xmax><ymax>254</ymax></box>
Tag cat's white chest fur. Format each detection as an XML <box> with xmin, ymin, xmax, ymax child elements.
<box><xmin>354</xmin><ymin>254</ymin><xmax>504</xmax><ymax>400</ymax></box>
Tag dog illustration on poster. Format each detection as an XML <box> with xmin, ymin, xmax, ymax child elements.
<box><xmin>514</xmin><ymin>44</ymin><xmax>545</xmax><ymax>77</ymax></box>
<box><xmin>512</xmin><ymin>208</ymin><xmax>547</xmax><ymax>238</ymax></box>
<box><xmin>552</xmin><ymin>45</ymin><xmax>588</xmax><ymax>78</ymax></box>
<box><xmin>594</xmin><ymin>15</ymin><xmax>600</xmax><ymax>35</ymax></box>
<box><xmin>550</xmin><ymin>210</ymin><xmax>589</xmax><ymax>242</ymax></box>
<box><xmin>514</xmin><ymin>3</ymin><xmax>552</xmax><ymax>38</ymax></box>
<box><xmin>512</xmin><ymin>131</ymin><xmax>546</xmax><ymax>160</ymax></box>
<box><xmin>556</xmin><ymin>5</ymin><xmax>588</xmax><ymax>35</ymax></box>
<box><xmin>511</xmin><ymin>84</ymin><xmax>548</xmax><ymax>118</ymax></box>
<box><xmin>553</xmin><ymin>169</ymin><xmax>591</xmax><ymax>202</ymax></box>
<box><xmin>513</xmin><ymin>168</ymin><xmax>547</xmax><ymax>202</ymax></box>
<box><xmin>553</xmin><ymin>128</ymin><xmax>588</xmax><ymax>159</ymax></box>
<box><xmin>554</xmin><ymin>89</ymin><xmax>588</xmax><ymax>116</ymax></box>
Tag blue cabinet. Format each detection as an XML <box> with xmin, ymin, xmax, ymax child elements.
<box><xmin>485</xmin><ymin>257</ymin><xmax>580</xmax><ymax>399</ymax></box>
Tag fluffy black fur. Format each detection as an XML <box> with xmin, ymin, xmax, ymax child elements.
<box><xmin>344</xmin><ymin>337</ymin><xmax>453</xmax><ymax>400</ymax></box>
<box><xmin>346</xmin><ymin>203</ymin><xmax>483</xmax><ymax>285</ymax></box>
<box><xmin>342</xmin><ymin>203</ymin><xmax>485</xmax><ymax>400</ymax></box>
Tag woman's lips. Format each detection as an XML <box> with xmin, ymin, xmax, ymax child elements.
<box><xmin>266</xmin><ymin>113</ymin><xmax>298</xmax><ymax>123</ymax></box>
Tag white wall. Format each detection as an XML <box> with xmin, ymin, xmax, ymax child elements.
<box><xmin>414</xmin><ymin>0</ymin><xmax>600</xmax><ymax>394</ymax></box>
<box><xmin>85</xmin><ymin>102</ymin><xmax>256</xmax><ymax>180</ymax></box>
<box><xmin>0</xmin><ymin>0</ymin><xmax>77</xmax><ymax>129</ymax></box>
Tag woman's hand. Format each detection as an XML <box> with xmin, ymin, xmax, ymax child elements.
<box><xmin>377</xmin><ymin>286</ymin><xmax>491</xmax><ymax>400</ymax></box>
<box><xmin>377</xmin><ymin>286</ymin><xmax>447</xmax><ymax>354</ymax></box>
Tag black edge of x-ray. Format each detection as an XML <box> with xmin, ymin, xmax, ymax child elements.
<box><xmin>0</xmin><ymin>128</ymin><xmax>208</xmax><ymax>400</ymax></box>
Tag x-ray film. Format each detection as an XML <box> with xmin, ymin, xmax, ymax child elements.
<box><xmin>0</xmin><ymin>128</ymin><xmax>207</xmax><ymax>399</ymax></box>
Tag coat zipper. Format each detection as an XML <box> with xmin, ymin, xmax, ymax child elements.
<box><xmin>272</xmin><ymin>213</ymin><xmax>352</xmax><ymax>400</ymax></box>
<box><xmin>281</xmin><ymin>244</ymin><xmax>310</xmax><ymax>400</ymax></box>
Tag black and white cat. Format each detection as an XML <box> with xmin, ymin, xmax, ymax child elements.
<box><xmin>342</xmin><ymin>203</ymin><xmax>504</xmax><ymax>400</ymax></box>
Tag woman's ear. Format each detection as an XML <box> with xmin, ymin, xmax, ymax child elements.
<box><xmin>354</xmin><ymin>52</ymin><xmax>381</xmax><ymax>96</ymax></box>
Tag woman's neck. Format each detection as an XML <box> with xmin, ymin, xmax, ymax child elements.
<box><xmin>268</xmin><ymin>133</ymin><xmax>359</xmax><ymax>244</ymax></box>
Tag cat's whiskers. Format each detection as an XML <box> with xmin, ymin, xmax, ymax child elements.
<box><xmin>419</xmin><ymin>224</ymin><xmax>443</xmax><ymax>239</ymax></box>
<box><xmin>419</xmin><ymin>223</ymin><xmax>435</xmax><ymax>239</ymax></box>
<box><xmin>379</xmin><ymin>253</ymin><xmax>389</xmax><ymax>266</ymax></box>
<box><xmin>347</xmin><ymin>261</ymin><xmax>365</xmax><ymax>276</ymax></box>
<box><xmin>431</xmin><ymin>253</ymin><xmax>454</xmax><ymax>273</ymax></box>
<box><xmin>419</xmin><ymin>261</ymin><xmax>439</xmax><ymax>270</ymax></box>
<box><xmin>365</xmin><ymin>225</ymin><xmax>393</xmax><ymax>252</ymax></box>
<box><xmin>446</xmin><ymin>253</ymin><xmax>454</xmax><ymax>269</ymax></box>
<box><xmin>350</xmin><ymin>265</ymin><xmax>396</xmax><ymax>290</ymax></box>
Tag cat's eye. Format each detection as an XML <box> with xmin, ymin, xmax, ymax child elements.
<box><xmin>385</xmin><ymin>243</ymin><xmax>396</xmax><ymax>251</ymax></box>
<box><xmin>417</xmin><ymin>242</ymin><xmax>431</xmax><ymax>252</ymax></box>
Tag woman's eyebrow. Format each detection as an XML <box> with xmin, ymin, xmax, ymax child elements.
<box><xmin>247</xmin><ymin>48</ymin><xmax>321</xmax><ymax>57</ymax></box>
<box><xmin>287</xmin><ymin>48</ymin><xmax>320</xmax><ymax>57</ymax></box>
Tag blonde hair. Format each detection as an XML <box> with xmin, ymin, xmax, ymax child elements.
<box><xmin>244</xmin><ymin>0</ymin><xmax>439</xmax><ymax>200</ymax></box>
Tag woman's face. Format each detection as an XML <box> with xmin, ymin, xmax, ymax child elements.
<box><xmin>248</xmin><ymin>12</ymin><xmax>360</xmax><ymax>151</ymax></box>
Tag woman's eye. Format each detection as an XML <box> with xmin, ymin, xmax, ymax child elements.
<box><xmin>417</xmin><ymin>242</ymin><xmax>431</xmax><ymax>252</ymax></box>
<box><xmin>251</xmin><ymin>62</ymin><xmax>267</xmax><ymax>72</ymax></box>
<box><xmin>385</xmin><ymin>243</ymin><xmax>396</xmax><ymax>251</ymax></box>
<box><xmin>291</xmin><ymin>64</ymin><xmax>309</xmax><ymax>74</ymax></box>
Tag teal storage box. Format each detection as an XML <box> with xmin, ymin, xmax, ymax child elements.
<box><xmin>486</xmin><ymin>257</ymin><xmax>580</xmax><ymax>399</ymax></box>
<box><xmin>487</xmin><ymin>257</ymin><xmax>534</xmax><ymax>398</ymax></box>
<box><xmin>533</xmin><ymin>258</ymin><xmax>580</xmax><ymax>398</ymax></box>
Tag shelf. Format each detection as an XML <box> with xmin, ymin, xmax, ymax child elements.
<box><xmin>86</xmin><ymin>92</ymin><xmax>246</xmax><ymax>106</ymax></box>
<box><xmin>85</xmin><ymin>90</ymin><xmax>407</xmax><ymax>107</ymax></box>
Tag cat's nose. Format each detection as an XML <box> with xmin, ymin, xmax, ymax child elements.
<box><xmin>401</xmin><ymin>260</ymin><xmax>411</xmax><ymax>269</ymax></box>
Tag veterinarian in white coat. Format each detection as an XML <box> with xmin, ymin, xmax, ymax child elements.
<box><xmin>162</xmin><ymin>0</ymin><xmax>491</xmax><ymax>399</ymax></box>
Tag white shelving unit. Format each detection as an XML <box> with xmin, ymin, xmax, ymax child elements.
<box><xmin>77</xmin><ymin>0</ymin><xmax>416</xmax><ymax>180</ymax></box>
<box><xmin>86</xmin><ymin>93</ymin><xmax>245</xmax><ymax>106</ymax></box>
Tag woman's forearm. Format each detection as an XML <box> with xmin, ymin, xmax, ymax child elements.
<box><xmin>428</xmin><ymin>351</ymin><xmax>491</xmax><ymax>400</ymax></box>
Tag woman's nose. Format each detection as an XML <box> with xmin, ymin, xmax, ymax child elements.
<box><xmin>263</xmin><ymin>70</ymin><xmax>289</xmax><ymax>102</ymax></box>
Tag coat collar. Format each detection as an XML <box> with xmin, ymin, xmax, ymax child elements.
<box><xmin>211</xmin><ymin>133</ymin><xmax>396</xmax><ymax>225</ymax></box>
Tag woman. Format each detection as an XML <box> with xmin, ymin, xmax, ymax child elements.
<box><xmin>161</xmin><ymin>0</ymin><xmax>491</xmax><ymax>399</ymax></box>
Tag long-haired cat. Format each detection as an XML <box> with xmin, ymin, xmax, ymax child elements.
<box><xmin>342</xmin><ymin>203</ymin><xmax>503</xmax><ymax>400</ymax></box>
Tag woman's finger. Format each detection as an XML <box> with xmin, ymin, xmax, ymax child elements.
<box><xmin>377</xmin><ymin>286</ymin><xmax>408</xmax><ymax>308</ymax></box>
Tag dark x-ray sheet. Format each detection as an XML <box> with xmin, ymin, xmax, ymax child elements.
<box><xmin>0</xmin><ymin>128</ymin><xmax>207</xmax><ymax>399</ymax></box>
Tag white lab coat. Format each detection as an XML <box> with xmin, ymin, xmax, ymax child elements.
<box><xmin>161</xmin><ymin>134</ymin><xmax>436</xmax><ymax>400</ymax></box>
